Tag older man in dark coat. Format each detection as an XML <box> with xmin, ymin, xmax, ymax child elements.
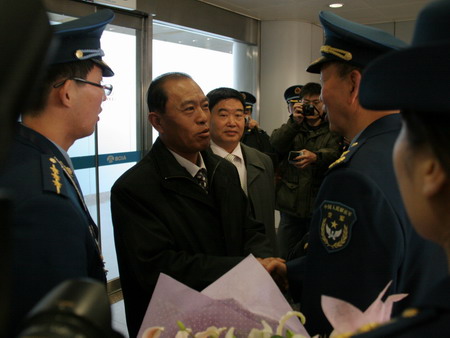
<box><xmin>111</xmin><ymin>72</ymin><xmax>276</xmax><ymax>338</ymax></box>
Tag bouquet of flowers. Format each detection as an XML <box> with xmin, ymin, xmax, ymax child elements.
<box><xmin>138</xmin><ymin>255</ymin><xmax>309</xmax><ymax>338</ymax></box>
<box><xmin>137</xmin><ymin>255</ymin><xmax>407</xmax><ymax>338</ymax></box>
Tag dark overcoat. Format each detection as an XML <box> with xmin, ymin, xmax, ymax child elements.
<box><xmin>111</xmin><ymin>138</ymin><xmax>273</xmax><ymax>337</ymax></box>
<box><xmin>241</xmin><ymin>143</ymin><xmax>277</xmax><ymax>253</ymax></box>
<box><xmin>286</xmin><ymin>114</ymin><xmax>448</xmax><ymax>336</ymax></box>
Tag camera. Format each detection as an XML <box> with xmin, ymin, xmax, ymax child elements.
<box><xmin>288</xmin><ymin>151</ymin><xmax>303</xmax><ymax>164</ymax></box>
<box><xmin>17</xmin><ymin>278</ymin><xmax>123</xmax><ymax>338</ymax></box>
<box><xmin>302</xmin><ymin>104</ymin><xmax>316</xmax><ymax>116</ymax></box>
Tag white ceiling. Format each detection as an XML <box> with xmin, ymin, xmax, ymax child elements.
<box><xmin>197</xmin><ymin>0</ymin><xmax>435</xmax><ymax>25</ymax></box>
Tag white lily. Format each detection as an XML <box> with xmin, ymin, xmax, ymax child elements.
<box><xmin>175</xmin><ymin>321</ymin><xmax>193</xmax><ymax>338</ymax></box>
<box><xmin>175</xmin><ymin>328</ymin><xmax>193</xmax><ymax>338</ymax></box>
<box><xmin>142</xmin><ymin>326</ymin><xmax>165</xmax><ymax>338</ymax></box>
<box><xmin>276</xmin><ymin>311</ymin><xmax>307</xmax><ymax>337</ymax></box>
<box><xmin>224</xmin><ymin>327</ymin><xmax>235</xmax><ymax>338</ymax></box>
<box><xmin>247</xmin><ymin>319</ymin><xmax>275</xmax><ymax>338</ymax></box>
<box><xmin>194</xmin><ymin>326</ymin><xmax>227</xmax><ymax>338</ymax></box>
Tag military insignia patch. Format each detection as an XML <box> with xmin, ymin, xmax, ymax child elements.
<box><xmin>319</xmin><ymin>200</ymin><xmax>356</xmax><ymax>253</ymax></box>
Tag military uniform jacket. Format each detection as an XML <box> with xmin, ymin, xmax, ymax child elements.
<box><xmin>241</xmin><ymin>143</ymin><xmax>277</xmax><ymax>253</ymax></box>
<box><xmin>354</xmin><ymin>275</ymin><xmax>450</xmax><ymax>337</ymax></box>
<box><xmin>111</xmin><ymin>138</ymin><xmax>274</xmax><ymax>338</ymax></box>
<box><xmin>286</xmin><ymin>114</ymin><xmax>448</xmax><ymax>336</ymax></box>
<box><xmin>270</xmin><ymin>118</ymin><xmax>342</xmax><ymax>218</ymax></box>
<box><xmin>0</xmin><ymin>123</ymin><xmax>106</xmax><ymax>336</ymax></box>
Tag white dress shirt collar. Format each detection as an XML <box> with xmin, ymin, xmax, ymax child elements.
<box><xmin>168</xmin><ymin>149</ymin><xmax>206</xmax><ymax>178</ymax></box>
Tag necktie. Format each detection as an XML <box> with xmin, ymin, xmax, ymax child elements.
<box><xmin>195</xmin><ymin>168</ymin><xmax>208</xmax><ymax>192</ymax></box>
<box><xmin>225</xmin><ymin>153</ymin><xmax>236</xmax><ymax>163</ymax></box>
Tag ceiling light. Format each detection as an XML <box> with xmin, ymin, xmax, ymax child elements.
<box><xmin>329</xmin><ymin>3</ymin><xmax>344</xmax><ymax>8</ymax></box>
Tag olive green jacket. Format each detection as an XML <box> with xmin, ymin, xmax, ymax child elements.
<box><xmin>270</xmin><ymin>118</ymin><xmax>342</xmax><ymax>217</ymax></box>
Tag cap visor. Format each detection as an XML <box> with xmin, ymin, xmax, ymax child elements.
<box><xmin>307</xmin><ymin>56</ymin><xmax>333</xmax><ymax>74</ymax></box>
<box><xmin>92</xmin><ymin>58</ymin><xmax>114</xmax><ymax>77</ymax></box>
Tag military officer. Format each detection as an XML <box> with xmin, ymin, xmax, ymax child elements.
<box><xmin>280</xmin><ymin>10</ymin><xmax>448</xmax><ymax>337</ymax></box>
<box><xmin>240</xmin><ymin>91</ymin><xmax>278</xmax><ymax>168</ymax></box>
<box><xmin>351</xmin><ymin>0</ymin><xmax>450</xmax><ymax>336</ymax></box>
<box><xmin>0</xmin><ymin>10</ymin><xmax>114</xmax><ymax>336</ymax></box>
<box><xmin>283</xmin><ymin>85</ymin><xmax>303</xmax><ymax>107</ymax></box>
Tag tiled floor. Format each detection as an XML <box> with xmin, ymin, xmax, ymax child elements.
<box><xmin>111</xmin><ymin>299</ymin><xmax>129</xmax><ymax>337</ymax></box>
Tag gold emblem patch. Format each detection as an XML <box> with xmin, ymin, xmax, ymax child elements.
<box><xmin>320</xmin><ymin>200</ymin><xmax>356</xmax><ymax>253</ymax></box>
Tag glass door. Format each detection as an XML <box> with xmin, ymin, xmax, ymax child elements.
<box><xmin>68</xmin><ymin>22</ymin><xmax>140</xmax><ymax>281</ymax></box>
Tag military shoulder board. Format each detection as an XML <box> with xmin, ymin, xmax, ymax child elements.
<box><xmin>41</xmin><ymin>155</ymin><xmax>68</xmax><ymax>196</ymax></box>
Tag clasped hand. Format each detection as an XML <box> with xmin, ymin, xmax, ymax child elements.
<box><xmin>257</xmin><ymin>257</ymin><xmax>288</xmax><ymax>292</ymax></box>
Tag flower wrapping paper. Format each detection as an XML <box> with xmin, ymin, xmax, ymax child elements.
<box><xmin>138</xmin><ymin>254</ymin><xmax>309</xmax><ymax>337</ymax></box>
<box><xmin>322</xmin><ymin>281</ymin><xmax>408</xmax><ymax>336</ymax></box>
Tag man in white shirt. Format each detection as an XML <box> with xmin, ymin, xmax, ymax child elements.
<box><xmin>207</xmin><ymin>87</ymin><xmax>277</xmax><ymax>252</ymax></box>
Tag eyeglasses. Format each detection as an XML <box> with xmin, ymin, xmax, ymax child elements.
<box><xmin>53</xmin><ymin>77</ymin><xmax>113</xmax><ymax>96</ymax></box>
<box><xmin>301</xmin><ymin>99</ymin><xmax>321</xmax><ymax>106</ymax></box>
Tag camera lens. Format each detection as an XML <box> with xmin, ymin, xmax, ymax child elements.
<box><xmin>303</xmin><ymin>104</ymin><xmax>315</xmax><ymax>116</ymax></box>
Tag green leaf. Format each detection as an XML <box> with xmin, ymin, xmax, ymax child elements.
<box><xmin>177</xmin><ymin>320</ymin><xmax>186</xmax><ymax>331</ymax></box>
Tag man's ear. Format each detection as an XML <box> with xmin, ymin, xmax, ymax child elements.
<box><xmin>148</xmin><ymin>111</ymin><xmax>163</xmax><ymax>134</ymax></box>
<box><xmin>423</xmin><ymin>157</ymin><xmax>448</xmax><ymax>197</ymax></box>
<box><xmin>348</xmin><ymin>69</ymin><xmax>362</xmax><ymax>105</ymax></box>
<box><xmin>56</xmin><ymin>80</ymin><xmax>74</xmax><ymax>108</ymax></box>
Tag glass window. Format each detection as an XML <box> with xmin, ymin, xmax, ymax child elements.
<box><xmin>74</xmin><ymin>24</ymin><xmax>139</xmax><ymax>281</ymax></box>
<box><xmin>152</xmin><ymin>21</ymin><xmax>259</xmax><ymax>142</ymax></box>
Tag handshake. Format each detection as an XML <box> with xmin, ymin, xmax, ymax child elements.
<box><xmin>257</xmin><ymin>257</ymin><xmax>288</xmax><ymax>292</ymax></box>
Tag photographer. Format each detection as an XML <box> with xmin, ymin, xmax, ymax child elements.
<box><xmin>270</xmin><ymin>83</ymin><xmax>342</xmax><ymax>259</ymax></box>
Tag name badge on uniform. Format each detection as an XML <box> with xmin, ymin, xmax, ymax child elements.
<box><xmin>319</xmin><ymin>200</ymin><xmax>356</xmax><ymax>253</ymax></box>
